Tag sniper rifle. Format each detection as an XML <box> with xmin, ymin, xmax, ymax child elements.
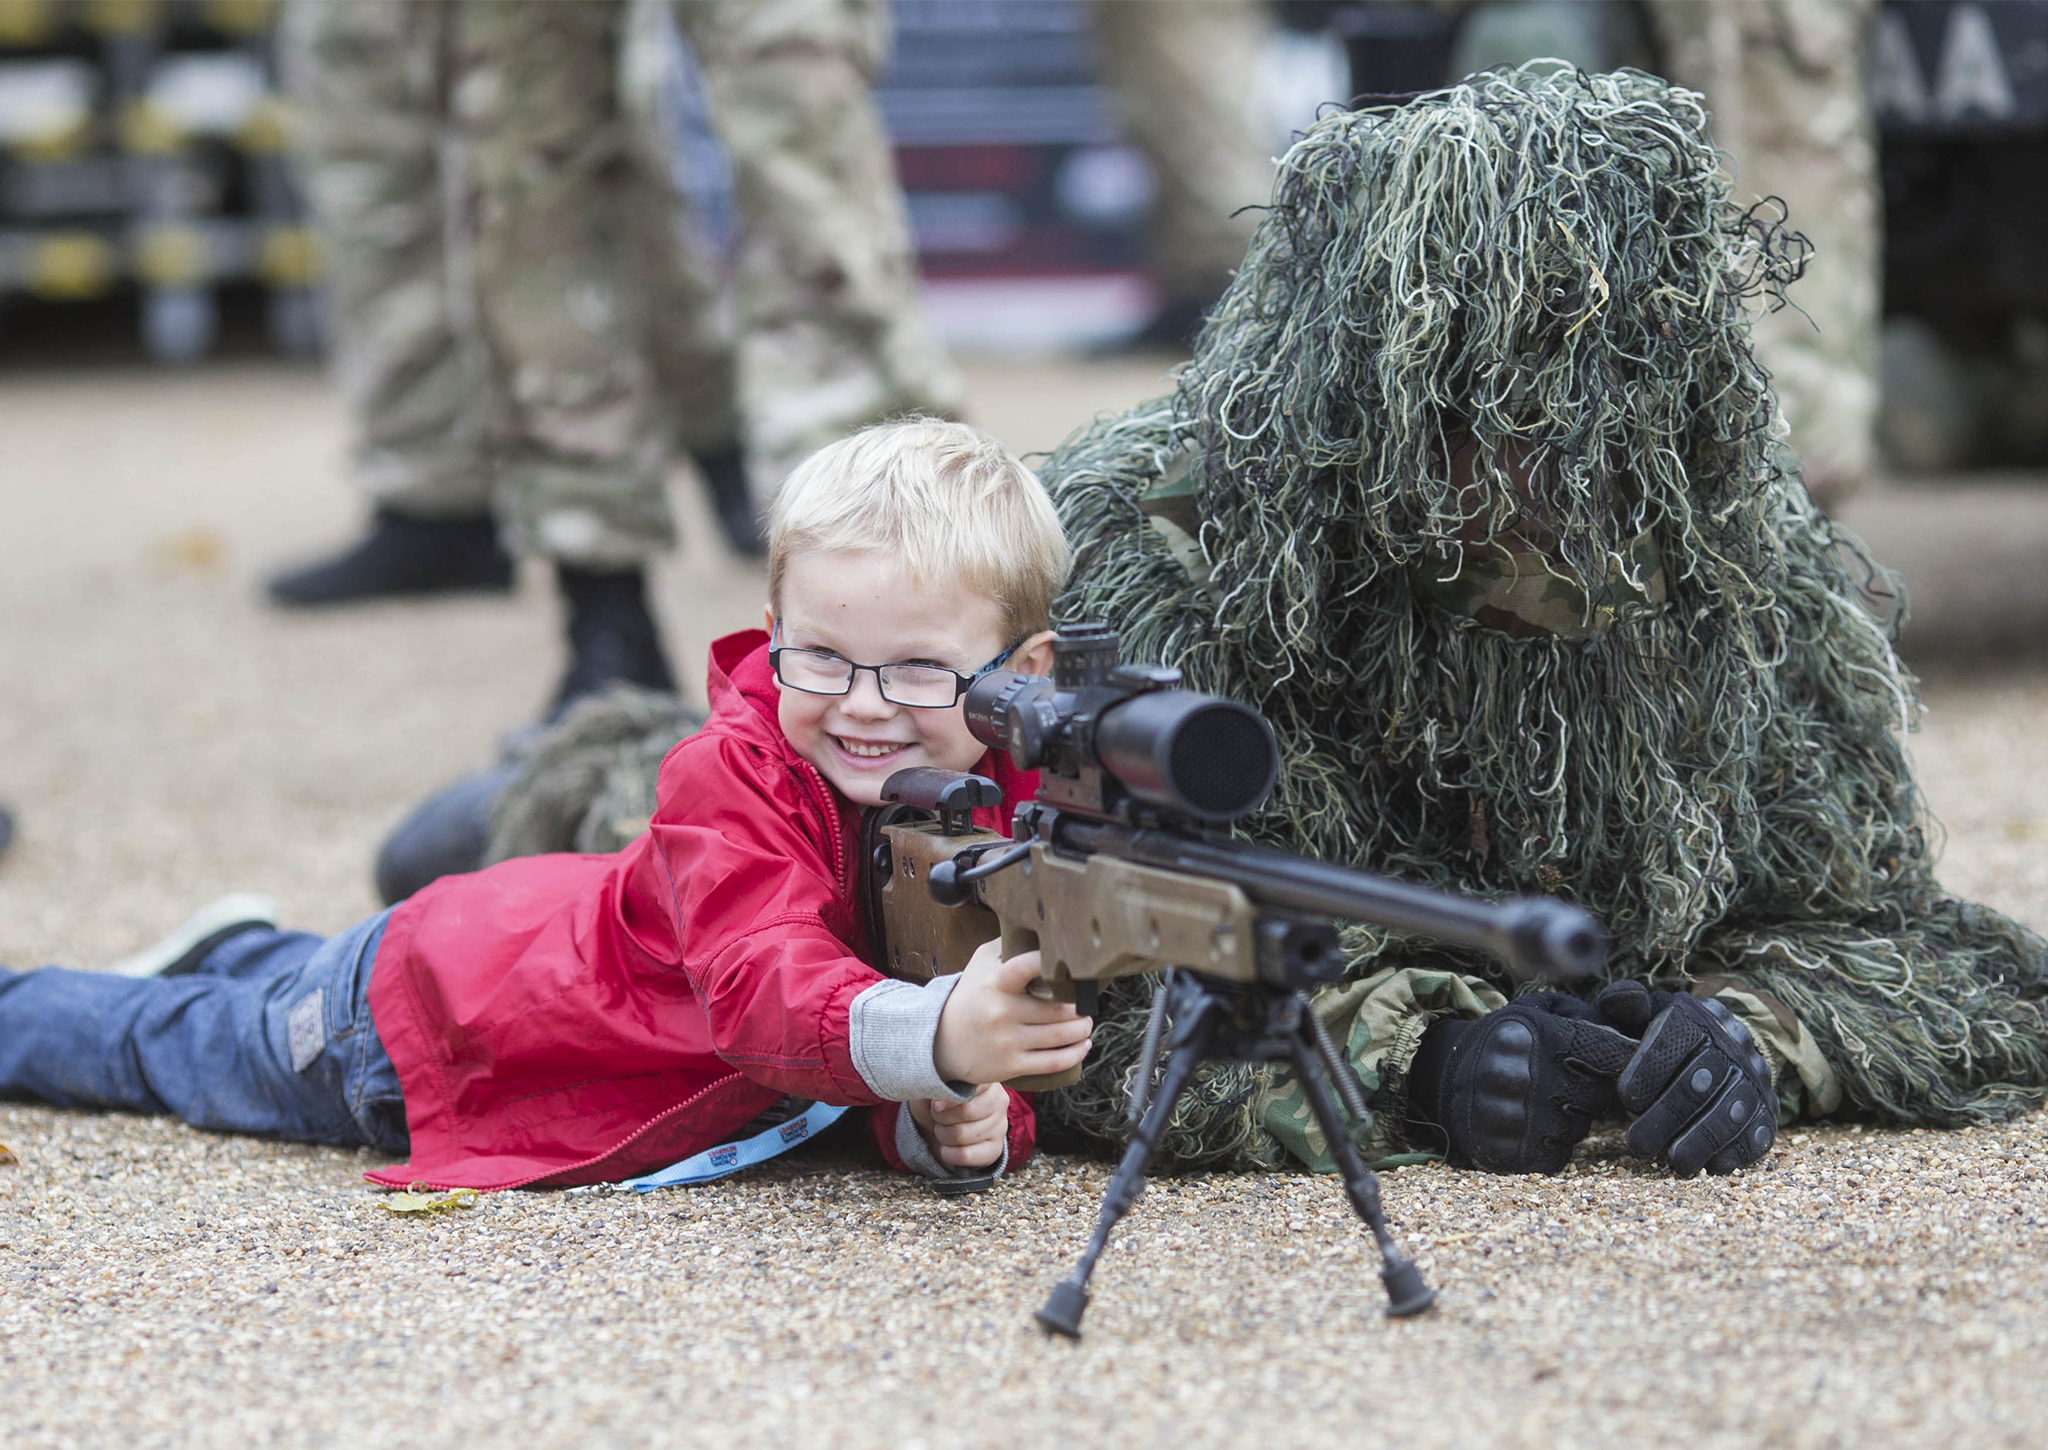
<box><xmin>859</xmin><ymin>623</ymin><xmax>1604</xmax><ymax>1338</ymax></box>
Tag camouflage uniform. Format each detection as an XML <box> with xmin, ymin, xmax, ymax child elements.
<box><xmin>448</xmin><ymin>0</ymin><xmax>713</xmax><ymax>564</ymax></box>
<box><xmin>1089</xmin><ymin>0</ymin><xmax>1277</xmax><ymax>310</ymax></box>
<box><xmin>279</xmin><ymin>0</ymin><xmax>493</xmax><ymax>523</ymax></box>
<box><xmin>282</xmin><ymin>0</ymin><xmax>736</xmax><ymax>565</ymax></box>
<box><xmin>286</xmin><ymin>0</ymin><xmax>954</xmax><ymax>561</ymax></box>
<box><xmin>1644</xmin><ymin>0</ymin><xmax>1882</xmax><ymax>508</ymax></box>
<box><xmin>669</xmin><ymin>0</ymin><xmax>962</xmax><ymax>484</ymax></box>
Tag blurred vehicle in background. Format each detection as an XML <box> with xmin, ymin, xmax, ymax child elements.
<box><xmin>0</xmin><ymin>0</ymin><xmax>1351</xmax><ymax>361</ymax></box>
<box><xmin>0</xmin><ymin>0</ymin><xmax>315</xmax><ymax>362</ymax></box>
<box><xmin>877</xmin><ymin>0</ymin><xmax>1157</xmax><ymax>352</ymax></box>
<box><xmin>4</xmin><ymin>0</ymin><xmax>2042</xmax><ymax>489</ymax></box>
<box><xmin>1871</xmin><ymin>0</ymin><xmax>2048</xmax><ymax>473</ymax></box>
<box><xmin>876</xmin><ymin>0</ymin><xmax>1344</xmax><ymax>353</ymax></box>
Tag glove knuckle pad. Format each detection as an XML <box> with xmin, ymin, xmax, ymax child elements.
<box><xmin>1669</xmin><ymin>1074</ymin><xmax>1771</xmax><ymax>1176</ymax></box>
<box><xmin>1442</xmin><ymin>1005</ymin><xmax>1627</xmax><ymax>1176</ymax></box>
<box><xmin>1620</xmin><ymin>997</ymin><xmax>1776</xmax><ymax>1175</ymax></box>
<box><xmin>1458</xmin><ymin>1015</ymin><xmax>1538</xmax><ymax>1173</ymax></box>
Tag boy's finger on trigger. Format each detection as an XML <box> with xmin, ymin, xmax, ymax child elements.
<box><xmin>992</xmin><ymin>950</ymin><xmax>1045</xmax><ymax>992</ymax></box>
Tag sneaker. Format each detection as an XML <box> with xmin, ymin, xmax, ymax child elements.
<box><xmin>266</xmin><ymin>509</ymin><xmax>515</xmax><ymax>607</ymax></box>
<box><xmin>549</xmin><ymin>565</ymin><xmax>677</xmax><ymax>720</ymax></box>
<box><xmin>108</xmin><ymin>894</ymin><xmax>279</xmax><ymax>978</ymax></box>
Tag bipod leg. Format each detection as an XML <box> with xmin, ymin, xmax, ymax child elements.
<box><xmin>1124</xmin><ymin>971</ymin><xmax>1174</xmax><ymax>1130</ymax></box>
<box><xmin>1283</xmin><ymin>1021</ymin><xmax>1436</xmax><ymax>1319</ymax></box>
<box><xmin>1035</xmin><ymin>989</ymin><xmax>1219</xmax><ymax>1340</ymax></box>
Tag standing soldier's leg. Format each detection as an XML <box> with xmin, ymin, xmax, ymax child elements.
<box><xmin>619</xmin><ymin>0</ymin><xmax>759</xmax><ymax>554</ymax></box>
<box><xmin>672</xmin><ymin>0</ymin><xmax>963</xmax><ymax>489</ymax></box>
<box><xmin>451</xmin><ymin>0</ymin><xmax>679</xmax><ymax>710</ymax></box>
<box><xmin>1646</xmin><ymin>0</ymin><xmax>1881</xmax><ymax>509</ymax></box>
<box><xmin>268</xmin><ymin>0</ymin><xmax>513</xmax><ymax>605</ymax></box>
<box><xmin>1090</xmin><ymin>0</ymin><xmax>1276</xmax><ymax>345</ymax></box>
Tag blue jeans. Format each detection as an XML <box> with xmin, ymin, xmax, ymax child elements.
<box><xmin>0</xmin><ymin>909</ymin><xmax>408</xmax><ymax>1153</ymax></box>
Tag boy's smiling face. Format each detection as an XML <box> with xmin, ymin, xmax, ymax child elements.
<box><xmin>770</xmin><ymin>547</ymin><xmax>1015</xmax><ymax>807</ymax></box>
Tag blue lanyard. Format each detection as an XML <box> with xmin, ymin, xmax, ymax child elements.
<box><xmin>609</xmin><ymin>1100</ymin><xmax>850</xmax><ymax>1192</ymax></box>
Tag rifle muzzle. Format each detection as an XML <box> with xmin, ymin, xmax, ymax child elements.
<box><xmin>1489</xmin><ymin>898</ymin><xmax>1606</xmax><ymax>981</ymax></box>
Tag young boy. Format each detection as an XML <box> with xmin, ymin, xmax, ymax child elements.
<box><xmin>0</xmin><ymin>419</ymin><xmax>1090</xmax><ymax>1189</ymax></box>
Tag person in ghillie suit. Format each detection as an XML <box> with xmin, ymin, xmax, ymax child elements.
<box><xmin>1032</xmin><ymin>63</ymin><xmax>2048</xmax><ymax>1177</ymax></box>
<box><xmin>395</xmin><ymin>64</ymin><xmax>2048</xmax><ymax>1181</ymax></box>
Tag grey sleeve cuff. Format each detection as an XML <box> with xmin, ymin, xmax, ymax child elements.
<box><xmin>891</xmin><ymin>1102</ymin><xmax>1011</xmax><ymax>1182</ymax></box>
<box><xmin>848</xmin><ymin>975</ymin><xmax>976</xmax><ymax>1103</ymax></box>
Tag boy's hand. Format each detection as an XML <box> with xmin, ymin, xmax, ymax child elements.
<box><xmin>907</xmin><ymin>1082</ymin><xmax>1011</xmax><ymax>1169</ymax></box>
<box><xmin>932</xmin><ymin>939</ymin><xmax>1093</xmax><ymax>1085</ymax></box>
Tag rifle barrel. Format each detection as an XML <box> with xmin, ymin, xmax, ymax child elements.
<box><xmin>1060</xmin><ymin>820</ymin><xmax>1604</xmax><ymax>982</ymax></box>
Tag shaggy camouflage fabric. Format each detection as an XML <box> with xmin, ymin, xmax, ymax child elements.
<box><xmin>1035</xmin><ymin>65</ymin><xmax>2048</xmax><ymax>1168</ymax></box>
<box><xmin>484</xmin><ymin>687</ymin><xmax>702</xmax><ymax>862</ymax></box>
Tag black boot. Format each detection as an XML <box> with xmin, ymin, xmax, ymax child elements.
<box><xmin>266</xmin><ymin>509</ymin><xmax>515</xmax><ymax>606</ymax></box>
<box><xmin>551</xmin><ymin>564</ymin><xmax>677</xmax><ymax>719</ymax></box>
<box><xmin>692</xmin><ymin>444</ymin><xmax>765</xmax><ymax>558</ymax></box>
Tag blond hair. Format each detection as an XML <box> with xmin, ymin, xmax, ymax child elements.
<box><xmin>768</xmin><ymin>418</ymin><xmax>1071</xmax><ymax>635</ymax></box>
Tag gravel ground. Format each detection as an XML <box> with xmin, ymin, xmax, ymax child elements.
<box><xmin>2</xmin><ymin>361</ymin><xmax>2046</xmax><ymax>1449</ymax></box>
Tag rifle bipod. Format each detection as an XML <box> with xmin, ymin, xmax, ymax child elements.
<box><xmin>1034</xmin><ymin>969</ymin><xmax>1437</xmax><ymax>1338</ymax></box>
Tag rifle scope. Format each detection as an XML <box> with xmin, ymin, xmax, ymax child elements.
<box><xmin>964</xmin><ymin>650</ymin><xmax>1280</xmax><ymax>825</ymax></box>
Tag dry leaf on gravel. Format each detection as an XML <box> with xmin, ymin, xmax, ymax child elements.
<box><xmin>0</xmin><ymin>1142</ymin><xmax>15</xmax><ymax>1165</ymax></box>
<box><xmin>379</xmin><ymin>1185</ymin><xmax>478</xmax><ymax>1215</ymax></box>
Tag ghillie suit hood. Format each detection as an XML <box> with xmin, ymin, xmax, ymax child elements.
<box><xmin>1038</xmin><ymin>65</ymin><xmax>2048</xmax><ymax>1168</ymax></box>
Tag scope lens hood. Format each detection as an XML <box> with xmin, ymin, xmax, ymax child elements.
<box><xmin>1095</xmin><ymin>690</ymin><xmax>1279</xmax><ymax>823</ymax></box>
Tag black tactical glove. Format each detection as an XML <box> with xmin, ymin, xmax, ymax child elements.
<box><xmin>1405</xmin><ymin>998</ymin><xmax>1637</xmax><ymax>1174</ymax></box>
<box><xmin>1597</xmin><ymin>982</ymin><xmax>1776</xmax><ymax>1177</ymax></box>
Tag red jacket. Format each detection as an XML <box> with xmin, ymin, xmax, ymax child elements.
<box><xmin>363</xmin><ymin>629</ymin><xmax>1037</xmax><ymax>1190</ymax></box>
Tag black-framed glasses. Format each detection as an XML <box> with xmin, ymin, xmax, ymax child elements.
<box><xmin>769</xmin><ymin>626</ymin><xmax>1021</xmax><ymax>709</ymax></box>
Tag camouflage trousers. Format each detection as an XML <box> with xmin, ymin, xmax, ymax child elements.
<box><xmin>283</xmin><ymin>0</ymin><xmax>957</xmax><ymax>565</ymax></box>
<box><xmin>1090</xmin><ymin>0</ymin><xmax>1275</xmax><ymax>306</ymax></box>
<box><xmin>1645</xmin><ymin>0</ymin><xmax>1881</xmax><ymax>507</ymax></box>
<box><xmin>674</xmin><ymin>0</ymin><xmax>962</xmax><ymax>483</ymax></box>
